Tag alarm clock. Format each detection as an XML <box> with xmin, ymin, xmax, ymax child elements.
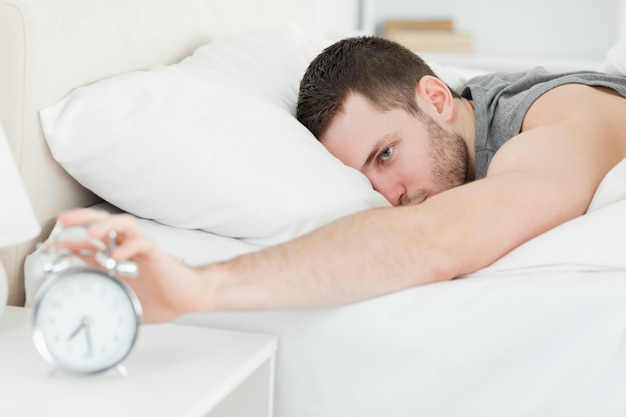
<box><xmin>32</xmin><ymin>227</ymin><xmax>142</xmax><ymax>376</ymax></box>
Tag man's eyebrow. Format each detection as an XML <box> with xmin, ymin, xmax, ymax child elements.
<box><xmin>362</xmin><ymin>133</ymin><xmax>397</xmax><ymax>171</ymax></box>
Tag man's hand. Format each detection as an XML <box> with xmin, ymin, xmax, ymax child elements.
<box><xmin>56</xmin><ymin>208</ymin><xmax>214</xmax><ymax>323</ymax></box>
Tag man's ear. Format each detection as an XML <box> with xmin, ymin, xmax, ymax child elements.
<box><xmin>416</xmin><ymin>76</ymin><xmax>455</xmax><ymax>121</ymax></box>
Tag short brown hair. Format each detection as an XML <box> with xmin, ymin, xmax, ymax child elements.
<box><xmin>296</xmin><ymin>36</ymin><xmax>459</xmax><ymax>140</ymax></box>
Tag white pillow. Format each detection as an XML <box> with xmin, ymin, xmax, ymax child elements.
<box><xmin>41</xmin><ymin>25</ymin><xmax>390</xmax><ymax>246</ymax></box>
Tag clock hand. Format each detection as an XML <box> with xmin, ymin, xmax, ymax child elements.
<box><xmin>67</xmin><ymin>320</ymin><xmax>86</xmax><ymax>341</ymax></box>
<box><xmin>83</xmin><ymin>317</ymin><xmax>94</xmax><ymax>358</ymax></box>
<box><xmin>67</xmin><ymin>317</ymin><xmax>94</xmax><ymax>357</ymax></box>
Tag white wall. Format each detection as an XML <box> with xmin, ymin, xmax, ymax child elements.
<box><xmin>314</xmin><ymin>0</ymin><xmax>374</xmax><ymax>40</ymax></box>
<box><xmin>620</xmin><ymin>0</ymin><xmax>626</xmax><ymax>40</ymax></box>
<box><xmin>373</xmin><ymin>0</ymin><xmax>620</xmax><ymax>61</ymax></box>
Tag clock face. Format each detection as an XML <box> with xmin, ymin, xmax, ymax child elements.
<box><xmin>33</xmin><ymin>268</ymin><xmax>142</xmax><ymax>375</ymax></box>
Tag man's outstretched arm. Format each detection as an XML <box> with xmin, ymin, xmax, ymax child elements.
<box><xmin>55</xmin><ymin>168</ymin><xmax>600</xmax><ymax>321</ymax></box>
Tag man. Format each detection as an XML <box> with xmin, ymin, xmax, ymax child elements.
<box><xmin>59</xmin><ymin>37</ymin><xmax>626</xmax><ymax>324</ymax></box>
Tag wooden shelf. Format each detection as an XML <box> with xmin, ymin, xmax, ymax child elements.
<box><xmin>383</xmin><ymin>19</ymin><xmax>473</xmax><ymax>54</ymax></box>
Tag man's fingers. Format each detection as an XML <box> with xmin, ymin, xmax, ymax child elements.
<box><xmin>57</xmin><ymin>208</ymin><xmax>111</xmax><ymax>226</ymax></box>
<box><xmin>55</xmin><ymin>240</ymin><xmax>104</xmax><ymax>268</ymax></box>
<box><xmin>58</xmin><ymin>209</ymin><xmax>142</xmax><ymax>243</ymax></box>
<box><xmin>110</xmin><ymin>235</ymin><xmax>159</xmax><ymax>262</ymax></box>
<box><xmin>85</xmin><ymin>213</ymin><xmax>141</xmax><ymax>241</ymax></box>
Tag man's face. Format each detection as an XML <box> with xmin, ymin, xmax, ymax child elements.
<box><xmin>321</xmin><ymin>93</ymin><xmax>468</xmax><ymax>206</ymax></box>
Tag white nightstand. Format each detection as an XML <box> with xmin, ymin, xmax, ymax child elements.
<box><xmin>0</xmin><ymin>306</ymin><xmax>277</xmax><ymax>417</ymax></box>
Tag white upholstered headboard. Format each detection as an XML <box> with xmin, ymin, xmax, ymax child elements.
<box><xmin>0</xmin><ymin>0</ymin><xmax>315</xmax><ymax>306</ymax></box>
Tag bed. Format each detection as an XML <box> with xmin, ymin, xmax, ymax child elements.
<box><xmin>3</xmin><ymin>0</ymin><xmax>626</xmax><ymax>416</ymax></box>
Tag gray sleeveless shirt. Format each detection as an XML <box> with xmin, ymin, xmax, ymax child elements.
<box><xmin>459</xmin><ymin>67</ymin><xmax>626</xmax><ymax>179</ymax></box>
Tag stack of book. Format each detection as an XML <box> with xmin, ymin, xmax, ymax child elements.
<box><xmin>383</xmin><ymin>19</ymin><xmax>472</xmax><ymax>54</ymax></box>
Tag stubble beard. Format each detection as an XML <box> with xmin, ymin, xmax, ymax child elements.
<box><xmin>403</xmin><ymin>114</ymin><xmax>469</xmax><ymax>205</ymax></box>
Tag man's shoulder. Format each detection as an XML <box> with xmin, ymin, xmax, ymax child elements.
<box><xmin>488</xmin><ymin>82</ymin><xmax>626</xmax><ymax>195</ymax></box>
<box><xmin>468</xmin><ymin>68</ymin><xmax>626</xmax><ymax>179</ymax></box>
<box><xmin>522</xmin><ymin>82</ymin><xmax>626</xmax><ymax>132</ymax></box>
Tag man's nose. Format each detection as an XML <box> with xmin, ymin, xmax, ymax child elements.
<box><xmin>369</xmin><ymin>177</ymin><xmax>404</xmax><ymax>206</ymax></box>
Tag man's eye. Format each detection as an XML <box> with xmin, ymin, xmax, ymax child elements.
<box><xmin>380</xmin><ymin>146</ymin><xmax>394</xmax><ymax>161</ymax></box>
